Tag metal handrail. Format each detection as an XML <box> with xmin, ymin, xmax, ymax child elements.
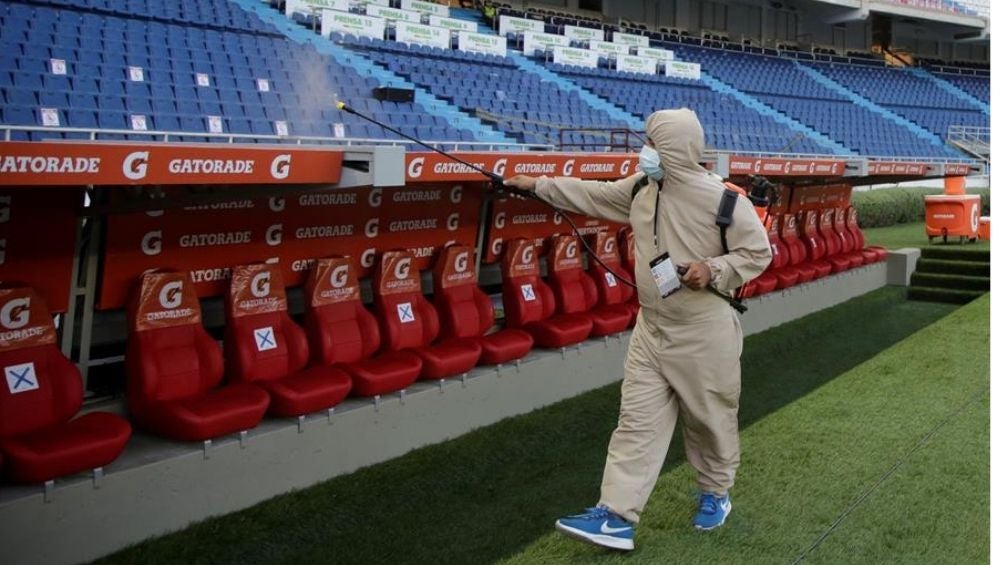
<box><xmin>0</xmin><ymin>125</ymin><xmax>554</xmax><ymax>152</ymax></box>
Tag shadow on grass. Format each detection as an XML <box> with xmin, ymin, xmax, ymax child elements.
<box><xmin>96</xmin><ymin>287</ymin><xmax>959</xmax><ymax>565</ymax></box>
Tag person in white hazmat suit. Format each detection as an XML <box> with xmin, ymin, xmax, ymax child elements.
<box><xmin>504</xmin><ymin>108</ymin><xmax>772</xmax><ymax>551</ymax></box>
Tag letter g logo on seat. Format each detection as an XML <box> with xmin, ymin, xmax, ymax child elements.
<box><xmin>251</xmin><ymin>272</ymin><xmax>271</xmax><ymax>298</ymax></box>
<box><xmin>521</xmin><ymin>246</ymin><xmax>534</xmax><ymax>265</ymax></box>
<box><xmin>331</xmin><ymin>264</ymin><xmax>349</xmax><ymax>288</ymax></box>
<box><xmin>394</xmin><ymin>258</ymin><xmax>412</xmax><ymax>280</ymax></box>
<box><xmin>454</xmin><ymin>251</ymin><xmax>469</xmax><ymax>274</ymax></box>
<box><xmin>158</xmin><ymin>281</ymin><xmax>183</xmax><ymax>309</ymax></box>
<box><xmin>0</xmin><ymin>297</ymin><xmax>30</xmax><ymax>330</ymax></box>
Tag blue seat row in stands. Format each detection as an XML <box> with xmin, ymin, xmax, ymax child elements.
<box><xmin>0</xmin><ymin>0</ymin><xmax>482</xmax><ymax>146</ymax></box>
<box><xmin>935</xmin><ymin>73</ymin><xmax>989</xmax><ymax>104</ymax></box>
<box><xmin>11</xmin><ymin>0</ymin><xmax>272</xmax><ymax>33</ymax></box>
<box><xmin>662</xmin><ymin>43</ymin><xmax>959</xmax><ymax>158</ymax></box>
<box><xmin>809</xmin><ymin>63</ymin><xmax>981</xmax><ymax>110</ymax></box>
<box><xmin>887</xmin><ymin>105</ymin><xmax>987</xmax><ymax>142</ymax></box>
<box><xmin>335</xmin><ymin>34</ymin><xmax>631</xmax><ymax>147</ymax></box>
<box><xmin>550</xmin><ymin>63</ymin><xmax>830</xmax><ymax>155</ymax></box>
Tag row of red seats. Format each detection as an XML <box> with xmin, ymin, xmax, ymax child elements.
<box><xmin>743</xmin><ymin>206</ymin><xmax>888</xmax><ymax>297</ymax></box>
<box><xmin>0</xmin><ymin>233</ymin><xmax>642</xmax><ymax>483</ymax></box>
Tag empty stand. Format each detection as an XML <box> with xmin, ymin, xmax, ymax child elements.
<box><xmin>500</xmin><ymin>238</ymin><xmax>593</xmax><ymax>348</ymax></box>
<box><xmin>0</xmin><ymin>286</ymin><xmax>131</xmax><ymax>483</ymax></box>
<box><xmin>372</xmin><ymin>250</ymin><xmax>482</xmax><ymax>380</ymax></box>
<box><xmin>224</xmin><ymin>263</ymin><xmax>351</xmax><ymax>417</ymax></box>
<box><xmin>302</xmin><ymin>257</ymin><xmax>422</xmax><ymax>397</ymax></box>
<box><xmin>125</xmin><ymin>271</ymin><xmax>269</xmax><ymax>441</ymax></box>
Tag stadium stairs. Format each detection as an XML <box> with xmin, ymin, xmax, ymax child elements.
<box><xmin>907</xmin><ymin>67</ymin><xmax>990</xmax><ymax>115</ymax></box>
<box><xmin>699</xmin><ymin>72</ymin><xmax>853</xmax><ymax>155</ymax></box>
<box><xmin>795</xmin><ymin>63</ymin><xmax>957</xmax><ymax>157</ymax></box>
<box><xmin>908</xmin><ymin>247</ymin><xmax>990</xmax><ymax>304</ymax></box>
<box><xmin>232</xmin><ymin>0</ymin><xmax>513</xmax><ymax>144</ymax></box>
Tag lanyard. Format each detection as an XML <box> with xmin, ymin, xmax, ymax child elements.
<box><xmin>652</xmin><ymin>180</ymin><xmax>662</xmax><ymax>251</ymax></box>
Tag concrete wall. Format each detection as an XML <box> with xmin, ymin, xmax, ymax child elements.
<box><xmin>0</xmin><ymin>261</ymin><xmax>892</xmax><ymax>565</ymax></box>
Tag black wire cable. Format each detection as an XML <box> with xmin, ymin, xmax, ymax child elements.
<box><xmin>336</xmin><ymin>102</ymin><xmax>745</xmax><ymax>312</ymax></box>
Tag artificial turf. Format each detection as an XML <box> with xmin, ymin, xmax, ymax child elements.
<box><xmin>94</xmin><ymin>287</ymin><xmax>976</xmax><ymax>565</ymax></box>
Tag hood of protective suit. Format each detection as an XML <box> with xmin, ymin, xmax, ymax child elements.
<box><xmin>644</xmin><ymin>108</ymin><xmax>708</xmax><ymax>186</ymax></box>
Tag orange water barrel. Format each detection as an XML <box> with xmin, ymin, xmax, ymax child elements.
<box><xmin>978</xmin><ymin>217</ymin><xmax>990</xmax><ymax>240</ymax></box>
<box><xmin>943</xmin><ymin>176</ymin><xmax>966</xmax><ymax>195</ymax></box>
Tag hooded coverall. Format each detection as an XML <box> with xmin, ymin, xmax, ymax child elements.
<box><xmin>531</xmin><ymin>109</ymin><xmax>772</xmax><ymax>523</ymax></box>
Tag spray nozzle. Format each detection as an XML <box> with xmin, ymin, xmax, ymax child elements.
<box><xmin>747</xmin><ymin>175</ymin><xmax>777</xmax><ymax>208</ymax></box>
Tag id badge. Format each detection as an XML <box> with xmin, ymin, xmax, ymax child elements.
<box><xmin>649</xmin><ymin>252</ymin><xmax>682</xmax><ymax>298</ymax></box>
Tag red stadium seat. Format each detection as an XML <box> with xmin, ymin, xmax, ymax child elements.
<box><xmin>831</xmin><ymin>208</ymin><xmax>865</xmax><ymax>268</ymax></box>
<box><xmin>780</xmin><ymin>213</ymin><xmax>816</xmax><ymax>284</ymax></box>
<box><xmin>586</xmin><ymin>231</ymin><xmax>637</xmax><ymax>326</ymax></box>
<box><xmin>617</xmin><ymin>227</ymin><xmax>640</xmax><ymax>323</ymax></box>
<box><xmin>542</xmin><ymin>233</ymin><xmax>631</xmax><ymax>337</ymax></box>
<box><xmin>818</xmin><ymin>209</ymin><xmax>852</xmax><ymax>273</ymax></box>
<box><xmin>373</xmin><ymin>250</ymin><xmax>482</xmax><ymax>380</ymax></box>
<box><xmin>303</xmin><ymin>257</ymin><xmax>422</xmax><ymax>396</ymax></box>
<box><xmin>0</xmin><ymin>287</ymin><xmax>131</xmax><ymax>483</ymax></box>
<box><xmin>224</xmin><ymin>264</ymin><xmax>351</xmax><ymax>417</ymax></box>
<box><xmin>846</xmin><ymin>206</ymin><xmax>887</xmax><ymax>263</ymax></box>
<box><xmin>764</xmin><ymin>214</ymin><xmax>798</xmax><ymax>290</ymax></box>
<box><xmin>798</xmin><ymin>210</ymin><xmax>835</xmax><ymax>278</ymax></box>
<box><xmin>501</xmin><ymin>238</ymin><xmax>593</xmax><ymax>348</ymax></box>
<box><xmin>126</xmin><ymin>271</ymin><xmax>269</xmax><ymax>441</ymax></box>
<box><xmin>432</xmin><ymin>245</ymin><xmax>533</xmax><ymax>366</ymax></box>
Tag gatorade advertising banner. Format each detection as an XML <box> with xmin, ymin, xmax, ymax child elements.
<box><xmin>589</xmin><ymin>231</ymin><xmax>620</xmax><ymax>265</ymax></box>
<box><xmin>502</xmin><ymin>238</ymin><xmax>539</xmax><ymax>279</ymax></box>
<box><xmin>306</xmin><ymin>256</ymin><xmax>361</xmax><ymax>308</ymax></box>
<box><xmin>789</xmin><ymin>185</ymin><xmax>826</xmax><ymax>212</ymax></box>
<box><xmin>484</xmin><ymin>195</ymin><xmax>624</xmax><ymax>264</ymax></box>
<box><xmin>548</xmin><ymin>234</ymin><xmax>582</xmax><ymax>272</ymax></box>
<box><xmin>100</xmin><ymin>184</ymin><xmax>481</xmax><ymax>309</ymax></box>
<box><xmin>0</xmin><ymin>287</ymin><xmax>57</xmax><ymax>352</ymax></box>
<box><xmin>434</xmin><ymin>245</ymin><xmax>476</xmax><ymax>291</ymax></box>
<box><xmin>376</xmin><ymin>250</ymin><xmax>421</xmax><ymax>296</ymax></box>
<box><xmin>404</xmin><ymin>152</ymin><xmax>636</xmax><ymax>183</ymax></box>
<box><xmin>0</xmin><ymin>189</ymin><xmax>80</xmax><ymax>313</ymax></box>
<box><xmin>128</xmin><ymin>271</ymin><xmax>201</xmax><ymax>332</ymax></box>
<box><xmin>229</xmin><ymin>263</ymin><xmax>287</xmax><ymax>318</ymax></box>
<box><xmin>0</xmin><ymin>142</ymin><xmax>344</xmax><ymax>186</ymax></box>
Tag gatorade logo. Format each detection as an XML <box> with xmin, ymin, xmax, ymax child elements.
<box><xmin>603</xmin><ymin>237</ymin><xmax>615</xmax><ymax>254</ymax></box>
<box><xmin>493</xmin><ymin>159</ymin><xmax>508</xmax><ymax>176</ymax></box>
<box><xmin>368</xmin><ymin>188</ymin><xmax>383</xmax><ymax>208</ymax></box>
<box><xmin>270</xmin><ymin>154</ymin><xmax>291</xmax><ymax>180</ymax></box>
<box><xmin>783</xmin><ymin>161</ymin><xmax>792</xmax><ymax>174</ymax></box>
<box><xmin>494</xmin><ymin>212</ymin><xmax>506</xmax><ymax>229</ymax></box>
<box><xmin>446</xmin><ymin>212</ymin><xmax>460</xmax><ymax>231</ymax></box>
<box><xmin>158</xmin><ymin>281</ymin><xmax>183</xmax><ymax>309</ymax></box>
<box><xmin>142</xmin><ymin>230</ymin><xmax>163</xmax><ymax>256</ymax></box>
<box><xmin>266</xmin><ymin>224</ymin><xmax>283</xmax><ymax>246</ymax></box>
<box><xmin>810</xmin><ymin>213</ymin><xmax>817</xmax><ymax>226</ymax></box>
<box><xmin>521</xmin><ymin>246</ymin><xmax>534</xmax><ymax>265</ymax></box>
<box><xmin>331</xmin><ymin>264</ymin><xmax>349</xmax><ymax>288</ymax></box>
<box><xmin>408</xmin><ymin>157</ymin><xmax>425</xmax><ymax>179</ymax></box>
<box><xmin>787</xmin><ymin>217</ymin><xmax>795</xmax><ymax>229</ymax></box>
<box><xmin>971</xmin><ymin>205</ymin><xmax>979</xmax><ymax>232</ymax></box>
<box><xmin>0</xmin><ymin>298</ymin><xmax>30</xmax><ymax>330</ymax></box>
<box><xmin>753</xmin><ymin>159</ymin><xmax>763</xmax><ymax>174</ymax></box>
<box><xmin>491</xmin><ymin>238</ymin><xmax>503</xmax><ymax>256</ymax></box>
<box><xmin>269</xmin><ymin>197</ymin><xmax>286</xmax><ymax>212</ymax></box>
<box><xmin>454</xmin><ymin>251</ymin><xmax>470</xmax><ymax>274</ymax></box>
<box><xmin>394</xmin><ymin>257</ymin><xmax>412</xmax><ymax>280</ymax></box>
<box><xmin>553</xmin><ymin>211</ymin><xmax>562</xmax><ymax>225</ymax></box>
<box><xmin>450</xmin><ymin>185</ymin><xmax>463</xmax><ymax>204</ymax></box>
<box><xmin>251</xmin><ymin>272</ymin><xmax>271</xmax><ymax>298</ymax></box>
<box><xmin>361</xmin><ymin>248</ymin><xmax>377</xmax><ymax>268</ymax></box>
<box><xmin>123</xmin><ymin>151</ymin><xmax>149</xmax><ymax>181</ymax></box>
<box><xmin>562</xmin><ymin>159</ymin><xmax>575</xmax><ymax>176</ymax></box>
<box><xmin>620</xmin><ymin>159</ymin><xmax>631</xmax><ymax>175</ymax></box>
<box><xmin>809</xmin><ymin>162</ymin><xmax>817</xmax><ymax>174</ymax></box>
<box><xmin>365</xmin><ymin>218</ymin><xmax>380</xmax><ymax>238</ymax></box>
<box><xmin>565</xmin><ymin>240</ymin><xmax>578</xmax><ymax>259</ymax></box>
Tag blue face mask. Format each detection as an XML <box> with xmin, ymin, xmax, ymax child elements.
<box><xmin>638</xmin><ymin>145</ymin><xmax>663</xmax><ymax>181</ymax></box>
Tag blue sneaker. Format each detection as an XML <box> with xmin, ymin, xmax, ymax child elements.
<box><xmin>555</xmin><ymin>505</ymin><xmax>635</xmax><ymax>551</ymax></box>
<box><xmin>693</xmin><ymin>492</ymin><xmax>732</xmax><ymax>531</ymax></box>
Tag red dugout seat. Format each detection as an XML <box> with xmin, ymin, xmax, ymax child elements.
<box><xmin>0</xmin><ymin>287</ymin><xmax>131</xmax><ymax>483</ymax></box>
<box><xmin>846</xmin><ymin>206</ymin><xmax>887</xmax><ymax>263</ymax></box>
<box><xmin>780</xmin><ymin>213</ymin><xmax>816</xmax><ymax>284</ymax></box>
<box><xmin>828</xmin><ymin>208</ymin><xmax>865</xmax><ymax>268</ymax></box>
<box><xmin>224</xmin><ymin>263</ymin><xmax>351</xmax><ymax>417</ymax></box>
<box><xmin>373</xmin><ymin>250</ymin><xmax>481</xmax><ymax>380</ymax></box>
<box><xmin>586</xmin><ymin>231</ymin><xmax>637</xmax><ymax>326</ymax></box>
<box><xmin>742</xmin><ymin>215</ymin><xmax>782</xmax><ymax>297</ymax></box>
<box><xmin>303</xmin><ymin>257</ymin><xmax>421</xmax><ymax>397</ymax></box>
<box><xmin>432</xmin><ymin>245</ymin><xmax>533</xmax><ymax>365</ymax></box>
<box><xmin>544</xmin><ymin>233</ymin><xmax>631</xmax><ymax>337</ymax></box>
<box><xmin>798</xmin><ymin>210</ymin><xmax>835</xmax><ymax>279</ymax></box>
<box><xmin>500</xmin><ymin>238</ymin><xmax>593</xmax><ymax>348</ymax></box>
<box><xmin>126</xmin><ymin>271</ymin><xmax>269</xmax><ymax>441</ymax></box>
<box><xmin>818</xmin><ymin>209</ymin><xmax>852</xmax><ymax>273</ymax></box>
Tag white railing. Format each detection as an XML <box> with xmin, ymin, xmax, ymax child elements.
<box><xmin>0</xmin><ymin>125</ymin><xmax>554</xmax><ymax>152</ymax></box>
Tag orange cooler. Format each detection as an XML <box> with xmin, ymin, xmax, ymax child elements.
<box><xmin>924</xmin><ymin>194</ymin><xmax>981</xmax><ymax>241</ymax></box>
<box><xmin>978</xmin><ymin>217</ymin><xmax>990</xmax><ymax>241</ymax></box>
